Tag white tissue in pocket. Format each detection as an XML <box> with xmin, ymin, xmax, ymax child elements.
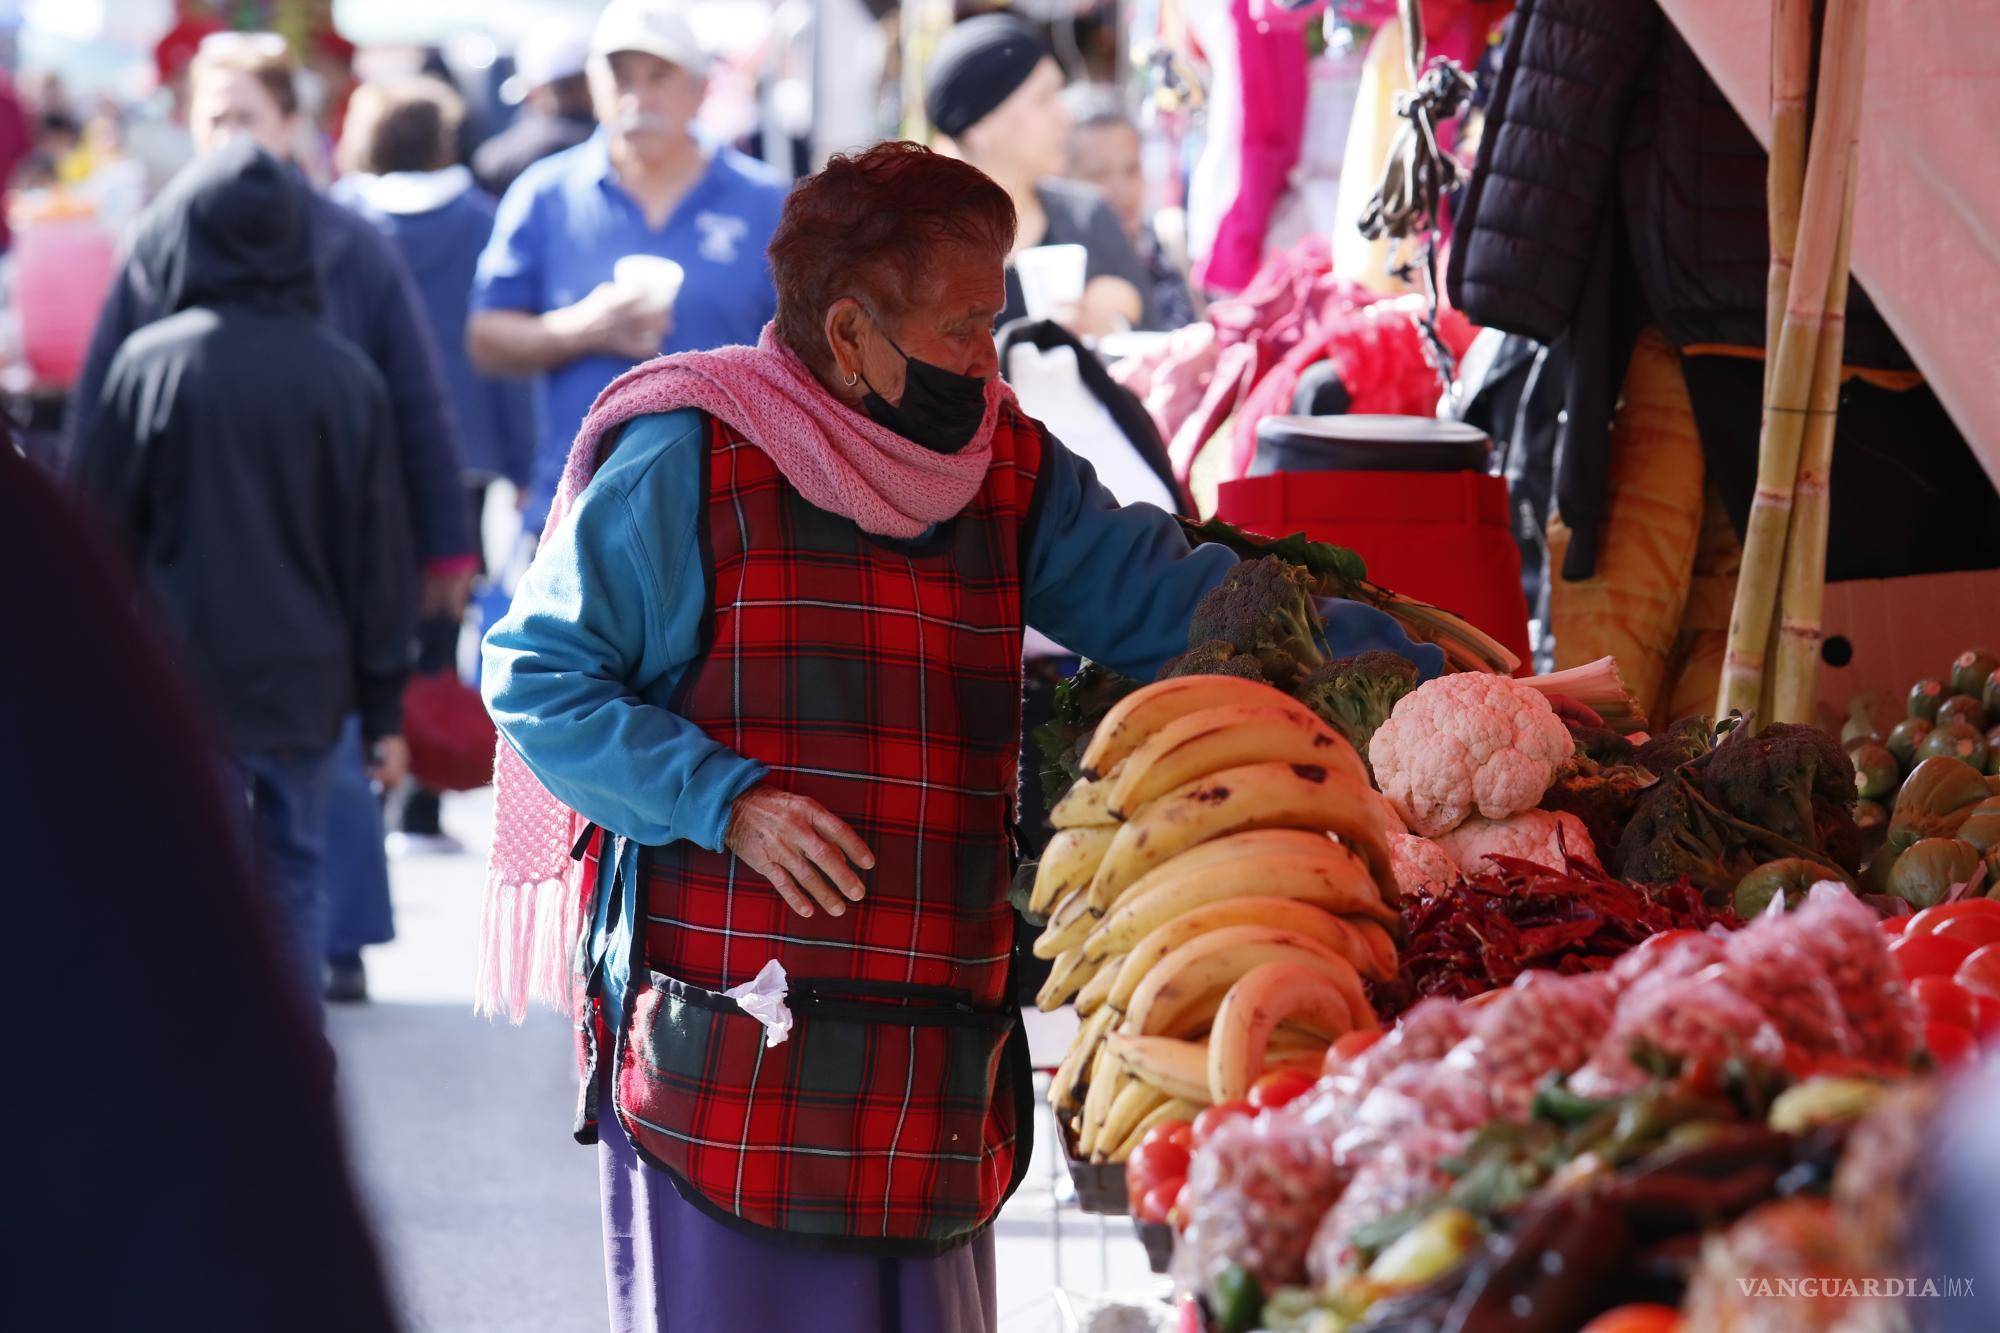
<box><xmin>723</xmin><ymin>959</ymin><xmax>793</xmax><ymax>1048</ymax></box>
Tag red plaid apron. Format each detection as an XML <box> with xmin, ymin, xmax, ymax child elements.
<box><xmin>600</xmin><ymin>411</ymin><xmax>1044</xmax><ymax>1255</ymax></box>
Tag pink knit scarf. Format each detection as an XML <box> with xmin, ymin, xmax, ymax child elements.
<box><xmin>477</xmin><ymin>326</ymin><xmax>1010</xmax><ymax>1020</ymax></box>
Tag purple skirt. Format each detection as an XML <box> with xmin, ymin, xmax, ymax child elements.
<box><xmin>597</xmin><ymin>1095</ymin><xmax>997</xmax><ymax>1333</ymax></box>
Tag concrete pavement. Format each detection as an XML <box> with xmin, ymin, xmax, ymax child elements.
<box><xmin>328</xmin><ymin>789</ymin><xmax>1169</xmax><ymax>1333</ymax></box>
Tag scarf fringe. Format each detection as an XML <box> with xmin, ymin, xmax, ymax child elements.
<box><xmin>474</xmin><ymin>868</ymin><xmax>585</xmax><ymax>1023</ymax></box>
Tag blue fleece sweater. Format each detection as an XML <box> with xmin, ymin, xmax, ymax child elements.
<box><xmin>482</xmin><ymin>408</ymin><xmax>1239</xmax><ymax>851</ymax></box>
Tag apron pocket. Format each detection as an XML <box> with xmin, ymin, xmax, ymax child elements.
<box><xmin>614</xmin><ymin>968</ymin><xmax>1027</xmax><ymax>1255</ymax></box>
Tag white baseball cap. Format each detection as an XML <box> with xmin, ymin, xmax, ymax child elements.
<box><xmin>513</xmin><ymin>17</ymin><xmax>593</xmax><ymax>93</ymax></box>
<box><xmin>589</xmin><ymin>0</ymin><xmax>709</xmax><ymax>74</ymax></box>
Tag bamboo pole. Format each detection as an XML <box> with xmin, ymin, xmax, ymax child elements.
<box><xmin>1764</xmin><ymin>0</ymin><xmax>1813</xmax><ymax>413</ymax></box>
<box><xmin>1716</xmin><ymin>0</ymin><xmax>1870</xmax><ymax>724</ymax></box>
<box><xmin>1769</xmin><ymin>171</ymin><xmax>1857</xmax><ymax>724</ymax></box>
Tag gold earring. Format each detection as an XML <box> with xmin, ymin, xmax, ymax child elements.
<box><xmin>843</xmin><ymin>370</ymin><xmax>858</xmax><ymax>387</ymax></box>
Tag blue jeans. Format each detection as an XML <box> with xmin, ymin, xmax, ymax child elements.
<box><xmin>321</xmin><ymin>716</ymin><xmax>395</xmax><ymax>960</ymax></box>
<box><xmin>230</xmin><ymin>746</ymin><xmax>338</xmax><ymax>1023</ymax></box>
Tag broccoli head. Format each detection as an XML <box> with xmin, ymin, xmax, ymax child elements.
<box><xmin>1029</xmin><ymin>661</ymin><xmax>1139</xmax><ymax>808</ymax></box>
<box><xmin>1298</xmin><ymin>650</ymin><xmax>1417</xmax><ymax>763</ymax></box>
<box><xmin>1184</xmin><ymin>556</ymin><xmax>1329</xmax><ymax>688</ymax></box>
<box><xmin>1633</xmin><ymin>714</ymin><xmax>1718</xmax><ymax>777</ymax></box>
<box><xmin>1540</xmin><ymin>756</ymin><xmax>1655</xmax><ymax>855</ymax></box>
<box><xmin>1155</xmin><ymin>639</ymin><xmax>1272</xmax><ymax>684</ymax></box>
<box><xmin>1612</xmin><ymin>777</ymin><xmax>1744</xmax><ymax>900</ymax></box>
<box><xmin>1699</xmin><ymin>722</ymin><xmax>1855</xmax><ymax>848</ymax></box>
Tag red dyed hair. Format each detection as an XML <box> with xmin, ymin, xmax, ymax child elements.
<box><xmin>768</xmin><ymin>140</ymin><xmax>1015</xmax><ymax>372</ymax></box>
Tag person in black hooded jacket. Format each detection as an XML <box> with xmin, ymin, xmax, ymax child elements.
<box><xmin>73</xmin><ymin>139</ymin><xmax>413</xmax><ymax>1022</ymax></box>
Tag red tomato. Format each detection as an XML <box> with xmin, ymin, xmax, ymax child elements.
<box><xmin>1907</xmin><ymin>900</ymin><xmax>2000</xmax><ymax>936</ymax></box>
<box><xmin>1891</xmin><ymin>932</ymin><xmax>1977</xmax><ymax>982</ymax></box>
<box><xmin>1127</xmin><ymin>1136</ymin><xmax>1192</xmax><ymax>1198</ymax></box>
<box><xmin>1169</xmin><ymin>1181</ymin><xmax>1193</xmax><ymax>1231</ymax></box>
<box><xmin>1879</xmin><ymin>915</ymin><xmax>1910</xmax><ymax>938</ymax></box>
<box><xmin>1974</xmin><ymin>994</ymin><xmax>2000</xmax><ymax>1039</ymax></box>
<box><xmin>1578</xmin><ymin>1306</ymin><xmax>1684</xmax><ymax>1333</ymax></box>
<box><xmin>1249</xmin><ymin>1069</ymin><xmax>1316</xmax><ymax>1110</ymax></box>
<box><xmin>1911</xmin><ymin>975</ymin><xmax>1980</xmax><ymax>1031</ymax></box>
<box><xmin>1935</xmin><ymin>913</ymin><xmax>2000</xmax><ymax>950</ymax></box>
<box><xmin>1145</xmin><ymin>1119</ymin><xmax>1195</xmax><ymax>1153</ymax></box>
<box><xmin>1138</xmin><ymin>1179</ymin><xmax>1182</xmax><ymax>1226</ymax></box>
<box><xmin>1925</xmin><ymin>1021</ymin><xmax>1978</xmax><ymax>1070</ymax></box>
<box><xmin>1191</xmin><ymin>1101</ymin><xmax>1255</xmax><ymax>1147</ymax></box>
<box><xmin>1956</xmin><ymin>943</ymin><xmax>2000</xmax><ymax>1000</ymax></box>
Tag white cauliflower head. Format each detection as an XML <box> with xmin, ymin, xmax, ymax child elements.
<box><xmin>1367</xmin><ymin>673</ymin><xmax>1575</xmax><ymax>837</ymax></box>
<box><xmin>1389</xmin><ymin>833</ymin><xmax>1459</xmax><ymax>896</ymax></box>
<box><xmin>1435</xmin><ymin>809</ymin><xmax>1600</xmax><ymax>876</ymax></box>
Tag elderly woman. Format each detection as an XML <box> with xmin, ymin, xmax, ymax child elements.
<box><xmin>480</xmin><ymin>142</ymin><xmax>1234</xmax><ymax>1330</ymax></box>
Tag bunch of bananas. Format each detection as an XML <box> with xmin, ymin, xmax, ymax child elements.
<box><xmin>1031</xmin><ymin>675</ymin><xmax>1403</xmax><ymax>1164</ymax></box>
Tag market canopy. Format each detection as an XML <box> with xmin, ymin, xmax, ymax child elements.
<box><xmin>1657</xmin><ymin>0</ymin><xmax>2000</xmax><ymax>491</ymax></box>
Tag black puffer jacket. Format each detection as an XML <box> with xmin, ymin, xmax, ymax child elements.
<box><xmin>1448</xmin><ymin>0</ymin><xmax>1990</xmax><ymax>580</ymax></box>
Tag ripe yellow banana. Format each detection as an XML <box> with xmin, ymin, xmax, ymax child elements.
<box><xmin>1121</xmin><ymin>925</ymin><xmax>1366</xmax><ymax>1038</ymax></box>
<box><xmin>1100</xmin><ymin>896</ymin><xmax>1387</xmax><ymax>1020</ymax></box>
<box><xmin>1086</xmin><ymin>761</ymin><xmax>1400</xmax><ymax>910</ymax></box>
<box><xmin>1049</xmin><ymin>1007</ymin><xmax>1115</xmax><ymax>1114</ymax></box>
<box><xmin>1084</xmin><ymin>832</ymin><xmax>1391</xmax><ymax>961</ymax></box>
<box><xmin>1033</xmin><ymin>884</ymin><xmax>1097</xmax><ymax>959</ymax></box>
<box><xmin>1209</xmin><ymin>961</ymin><xmax>1371</xmax><ymax>1103</ymax></box>
<box><xmin>1107</xmin><ymin>703</ymin><xmax>1366</xmax><ymax>818</ymax></box>
<box><xmin>1105</xmin><ymin>1033</ymin><xmax>1213</xmax><ymax>1105</ymax></box>
<box><xmin>1092</xmin><ymin>1081</ymin><xmax>1168</xmax><ymax>1162</ymax></box>
<box><xmin>1078</xmin><ymin>1042</ymin><xmax>1127</xmax><ymax>1158</ymax></box>
<box><xmin>1049</xmin><ymin>770</ymin><xmax>1122</xmax><ymax>830</ymax></box>
<box><xmin>1029</xmin><ymin>825</ymin><xmax>1118</xmax><ymax>916</ymax></box>
<box><xmin>1349</xmin><ymin>917</ymin><xmax>1398</xmax><ymax>980</ymax></box>
<box><xmin>1074</xmin><ymin>960</ymin><xmax>1118</xmax><ymax>1017</ymax></box>
<box><xmin>1080</xmin><ymin>675</ymin><xmax>1302</xmax><ymax>778</ymax></box>
<box><xmin>1107</xmin><ymin>1098</ymin><xmax>1203</xmax><ymax>1164</ymax></box>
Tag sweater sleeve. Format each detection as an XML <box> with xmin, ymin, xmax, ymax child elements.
<box><xmin>351</xmin><ymin>382</ymin><xmax>416</xmax><ymax>742</ymax></box>
<box><xmin>481</xmin><ymin>411</ymin><xmax>765</xmax><ymax>850</ymax></box>
<box><xmin>1024</xmin><ymin>433</ymin><xmax>1237</xmax><ymax>681</ymax></box>
<box><xmin>349</xmin><ymin>219</ymin><xmax>475</xmax><ymax>563</ymax></box>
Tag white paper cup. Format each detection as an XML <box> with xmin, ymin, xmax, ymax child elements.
<box><xmin>1014</xmin><ymin>243</ymin><xmax>1087</xmax><ymax>322</ymax></box>
<box><xmin>613</xmin><ymin>255</ymin><xmax>685</xmax><ymax>314</ymax></box>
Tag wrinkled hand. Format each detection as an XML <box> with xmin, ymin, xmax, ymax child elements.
<box><xmin>421</xmin><ymin>566</ymin><xmax>476</xmax><ymax>619</ymax></box>
<box><xmin>368</xmin><ymin>734</ymin><xmax>410</xmax><ymax>791</ymax></box>
<box><xmin>724</xmin><ymin>785</ymin><xmax>875</xmax><ymax>918</ymax></box>
<box><xmin>566</xmin><ymin>282</ymin><xmax>671</xmax><ymax>361</ymax></box>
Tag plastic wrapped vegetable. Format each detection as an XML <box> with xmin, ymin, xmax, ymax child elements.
<box><xmin>1304</xmin><ymin>1125</ymin><xmax>1468</xmax><ymax>1283</ymax></box>
<box><xmin>1716</xmin><ymin>901</ymin><xmax>1857</xmax><ymax>1059</ymax></box>
<box><xmin>1435</xmin><ymin>808</ymin><xmax>1600</xmax><ymax>876</ymax></box>
<box><xmin>1570</xmin><ymin>969</ymin><xmax>1790</xmax><ymax>1097</ymax></box>
<box><xmin>1368</xmin><ymin>673</ymin><xmax>1575</xmax><ymax>838</ymax></box>
<box><xmin>1440</xmin><ymin>971</ymin><xmax>1620</xmax><ymax>1120</ymax></box>
<box><xmin>1609</xmin><ymin>927</ymin><xmax>1728</xmax><ymax>985</ymax></box>
<box><xmin>1301</xmin><ymin>996</ymin><xmax>1473</xmax><ymax>1126</ymax></box>
<box><xmin>1172</xmin><ymin>1110</ymin><xmax>1353</xmax><ymax>1295</ymax></box>
<box><xmin>1780</xmin><ymin>884</ymin><xmax>1921</xmax><ymax>1067</ymax></box>
<box><xmin>1682</xmin><ymin>1199</ymin><xmax>1874</xmax><ymax>1332</ymax></box>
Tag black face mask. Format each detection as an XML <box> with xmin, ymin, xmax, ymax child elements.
<box><xmin>858</xmin><ymin>324</ymin><xmax>989</xmax><ymax>454</ymax></box>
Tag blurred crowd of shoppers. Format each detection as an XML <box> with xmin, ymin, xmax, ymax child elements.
<box><xmin>26</xmin><ymin>0</ymin><xmax>1203</xmax><ymax>1026</ymax></box>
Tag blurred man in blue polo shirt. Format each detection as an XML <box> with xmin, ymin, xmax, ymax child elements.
<box><xmin>468</xmin><ymin>0</ymin><xmax>787</xmax><ymax>533</ymax></box>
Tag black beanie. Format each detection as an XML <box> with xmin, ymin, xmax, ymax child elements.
<box><xmin>924</xmin><ymin>14</ymin><xmax>1051</xmax><ymax>139</ymax></box>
